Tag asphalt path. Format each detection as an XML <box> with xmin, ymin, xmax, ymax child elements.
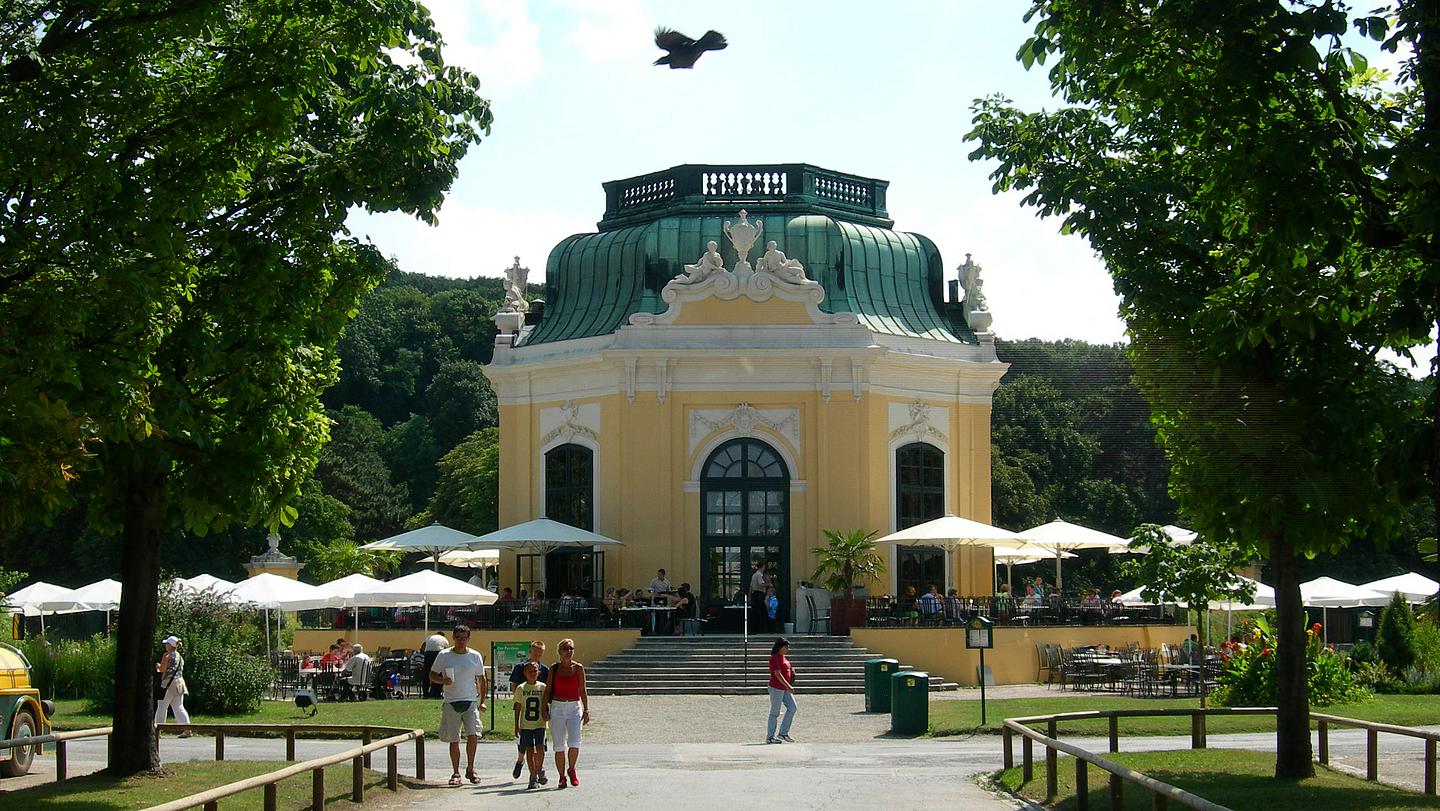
<box><xmin>8</xmin><ymin>726</ymin><xmax>1437</xmax><ymax>809</ymax></box>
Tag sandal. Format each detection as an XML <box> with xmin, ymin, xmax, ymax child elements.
<box><xmin>448</xmin><ymin>773</ymin><xmax>462</xmax><ymax>787</ymax></box>
<box><xmin>466</xmin><ymin>769</ymin><xmax>480</xmax><ymax>785</ymax></box>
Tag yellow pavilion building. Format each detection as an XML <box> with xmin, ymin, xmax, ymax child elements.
<box><xmin>482</xmin><ymin>164</ymin><xmax>1007</xmax><ymax>628</ymax></box>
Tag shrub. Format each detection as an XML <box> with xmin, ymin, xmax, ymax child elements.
<box><xmin>1376</xmin><ymin>592</ymin><xmax>1418</xmax><ymax>674</ymax></box>
<box><xmin>155</xmin><ymin>583</ymin><xmax>272</xmax><ymax>716</ymax></box>
<box><xmin>1215</xmin><ymin>613</ymin><xmax>1368</xmax><ymax>707</ymax></box>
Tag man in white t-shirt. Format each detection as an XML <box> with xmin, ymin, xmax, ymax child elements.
<box><xmin>429</xmin><ymin>624</ymin><xmax>487</xmax><ymax>785</ymax></box>
<box><xmin>341</xmin><ymin>644</ymin><xmax>372</xmax><ymax>700</ymax></box>
<box><xmin>648</xmin><ymin>569</ymin><xmax>673</xmax><ymax>603</ymax></box>
<box><xmin>421</xmin><ymin>630</ymin><xmax>449</xmax><ymax>699</ymax></box>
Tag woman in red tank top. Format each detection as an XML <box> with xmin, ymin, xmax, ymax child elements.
<box><xmin>541</xmin><ymin>638</ymin><xmax>590</xmax><ymax>789</ymax></box>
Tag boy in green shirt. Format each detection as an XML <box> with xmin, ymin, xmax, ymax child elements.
<box><xmin>513</xmin><ymin>661</ymin><xmax>548</xmax><ymax>789</ymax></box>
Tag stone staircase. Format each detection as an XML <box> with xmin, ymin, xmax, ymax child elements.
<box><xmin>584</xmin><ymin>634</ymin><xmax>959</xmax><ymax>695</ymax></box>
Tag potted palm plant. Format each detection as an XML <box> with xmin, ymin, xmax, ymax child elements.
<box><xmin>811</xmin><ymin>529</ymin><xmax>885</xmax><ymax>634</ymax></box>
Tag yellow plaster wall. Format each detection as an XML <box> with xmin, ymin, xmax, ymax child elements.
<box><xmin>493</xmin><ymin>381</ymin><xmax>999</xmax><ymax>602</ymax></box>
<box><xmin>851</xmin><ymin>625</ymin><xmax>1195</xmax><ymax>686</ymax></box>
<box><xmin>293</xmin><ymin>629</ymin><xmax>639</xmax><ymax>663</ymax></box>
<box><xmin>671</xmin><ymin>296</ymin><xmax>815</xmax><ymax>326</ymax></box>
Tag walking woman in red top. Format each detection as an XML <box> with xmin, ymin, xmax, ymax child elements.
<box><xmin>541</xmin><ymin>637</ymin><xmax>590</xmax><ymax>789</ymax></box>
<box><xmin>766</xmin><ymin>637</ymin><xmax>797</xmax><ymax>743</ymax></box>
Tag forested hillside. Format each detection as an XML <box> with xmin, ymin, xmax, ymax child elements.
<box><xmin>8</xmin><ymin>276</ymin><xmax>1420</xmax><ymax>590</ymax></box>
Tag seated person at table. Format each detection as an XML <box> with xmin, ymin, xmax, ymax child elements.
<box><xmin>630</xmin><ymin>587</ymin><xmax>650</xmax><ymax>607</ymax></box>
<box><xmin>994</xmin><ymin>583</ymin><xmax>1013</xmax><ymax>615</ymax></box>
<box><xmin>895</xmin><ymin>586</ymin><xmax>919</xmax><ymax>625</ymax></box>
<box><xmin>615</xmin><ymin>588</ymin><xmax>631</xmax><ymax>609</ymax></box>
<box><xmin>944</xmin><ymin>589</ymin><xmax>964</xmax><ymax>621</ymax></box>
<box><xmin>918</xmin><ymin>585</ymin><xmax>942</xmax><ymax>619</ymax></box>
<box><xmin>1081</xmin><ymin>588</ymin><xmax>1103</xmax><ymax>609</ymax></box>
<box><xmin>341</xmin><ymin>644</ymin><xmax>372</xmax><ymax>700</ymax></box>
<box><xmin>320</xmin><ymin>644</ymin><xmax>343</xmax><ymax>666</ymax></box>
<box><xmin>498</xmin><ymin>587</ymin><xmax>515</xmax><ymax>605</ymax></box>
<box><xmin>529</xmin><ymin>590</ymin><xmax>545</xmax><ymax>610</ymax></box>
<box><xmin>1180</xmin><ymin>633</ymin><xmax>1202</xmax><ymax>665</ymax></box>
<box><xmin>670</xmin><ymin>583</ymin><xmax>697</xmax><ymax>635</ymax></box>
<box><xmin>601</xmin><ymin>587</ymin><xmax>618</xmax><ymax>615</ymax></box>
<box><xmin>1022</xmin><ymin>584</ymin><xmax>1043</xmax><ymax>608</ymax></box>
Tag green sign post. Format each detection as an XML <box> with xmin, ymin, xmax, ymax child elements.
<box><xmin>491</xmin><ymin>641</ymin><xmax>533</xmax><ymax>729</ymax></box>
<box><xmin>965</xmin><ymin>616</ymin><xmax>994</xmax><ymax>725</ymax></box>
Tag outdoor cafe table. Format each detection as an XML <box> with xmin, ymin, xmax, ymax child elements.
<box><xmin>620</xmin><ymin>605</ymin><xmax>675</xmax><ymax>635</ymax></box>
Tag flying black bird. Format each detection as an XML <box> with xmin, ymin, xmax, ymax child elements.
<box><xmin>653</xmin><ymin>27</ymin><xmax>727</xmax><ymax>69</ymax></box>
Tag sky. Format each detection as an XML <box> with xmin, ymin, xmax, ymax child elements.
<box><xmin>344</xmin><ymin>0</ymin><xmax>1427</xmax><ymax>361</ymax></box>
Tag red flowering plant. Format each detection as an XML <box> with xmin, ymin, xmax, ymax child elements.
<box><xmin>1215</xmin><ymin>612</ymin><xmax>1367</xmax><ymax>707</ymax></box>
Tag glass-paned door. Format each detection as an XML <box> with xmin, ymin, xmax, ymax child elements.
<box><xmin>701</xmin><ymin>438</ymin><xmax>790</xmax><ymax>625</ymax></box>
<box><xmin>545</xmin><ymin>549</ymin><xmax>603</xmax><ymax>602</ymax></box>
<box><xmin>895</xmin><ymin>442</ymin><xmax>945</xmax><ymax>597</ymax></box>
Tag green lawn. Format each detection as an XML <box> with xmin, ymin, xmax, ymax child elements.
<box><xmin>52</xmin><ymin>697</ymin><xmax>516</xmax><ymax>741</ymax></box>
<box><xmin>997</xmin><ymin>748</ymin><xmax>1440</xmax><ymax>810</ymax></box>
<box><xmin>0</xmin><ymin>759</ymin><xmax>407</xmax><ymax>810</ymax></box>
<box><xmin>931</xmin><ymin>693</ymin><xmax>1440</xmax><ymax>738</ymax></box>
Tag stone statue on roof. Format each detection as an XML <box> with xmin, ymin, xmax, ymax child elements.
<box><xmin>677</xmin><ymin>240</ymin><xmax>726</xmax><ymax>284</ymax></box>
<box><xmin>959</xmin><ymin>253</ymin><xmax>992</xmax><ymax>333</ymax></box>
<box><xmin>756</xmin><ymin>240</ymin><xmax>807</xmax><ymax>284</ymax></box>
<box><xmin>503</xmin><ymin>256</ymin><xmax>530</xmax><ymax>313</ymax></box>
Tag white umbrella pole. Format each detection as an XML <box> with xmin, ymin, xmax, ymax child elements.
<box><xmin>265</xmin><ymin>608</ymin><xmax>271</xmax><ymax>653</ymax></box>
<box><xmin>944</xmin><ymin>548</ymin><xmax>953</xmax><ymax>595</ymax></box>
<box><xmin>1055</xmin><ymin>551</ymin><xmax>1063</xmax><ymax>599</ymax></box>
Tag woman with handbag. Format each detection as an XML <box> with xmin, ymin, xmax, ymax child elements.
<box><xmin>154</xmin><ymin>635</ymin><xmax>192</xmax><ymax>736</ymax></box>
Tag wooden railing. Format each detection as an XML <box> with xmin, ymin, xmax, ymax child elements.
<box><xmin>1313</xmin><ymin>712</ymin><xmax>1440</xmax><ymax>794</ymax></box>
<box><xmin>1002</xmin><ymin>706</ymin><xmax>1440</xmax><ymax>809</ymax></box>
<box><xmin>0</xmin><ymin>723</ymin><xmax>425</xmax><ymax>810</ymax></box>
<box><xmin>0</xmin><ymin>726</ymin><xmax>112</xmax><ymax>782</ymax></box>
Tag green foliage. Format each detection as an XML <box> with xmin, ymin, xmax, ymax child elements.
<box><xmin>969</xmin><ymin>0</ymin><xmax>1435</xmax><ymax>776</ymax></box>
<box><xmin>416</xmin><ymin>428</ymin><xmax>500</xmax><ymax>534</ymax></box>
<box><xmin>301</xmin><ymin>539</ymin><xmax>400</xmax><ymax>584</ymax></box>
<box><xmin>1377</xmin><ymin>592</ymin><xmax>1419</xmax><ymax>674</ymax></box>
<box><xmin>810</xmin><ymin>529</ymin><xmax>885</xmax><ymax>599</ymax></box>
<box><xmin>316</xmin><ymin>406</ymin><xmax>411</xmax><ymax>542</ymax></box>
<box><xmin>1217</xmin><ymin>615</ymin><xmax>1367</xmax><ymax>707</ymax></box>
<box><xmin>155</xmin><ymin>586</ymin><xmax>271</xmax><ymax>716</ymax></box>
<box><xmin>1122</xmin><ymin>525</ymin><xmax>1257</xmax><ymax>626</ymax></box>
<box><xmin>16</xmin><ymin>635</ymin><xmax>114</xmax><ymax>710</ymax></box>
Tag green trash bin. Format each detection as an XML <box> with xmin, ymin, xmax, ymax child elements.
<box><xmin>890</xmin><ymin>670</ymin><xmax>929</xmax><ymax>734</ymax></box>
<box><xmin>864</xmin><ymin>659</ymin><xmax>900</xmax><ymax>713</ymax></box>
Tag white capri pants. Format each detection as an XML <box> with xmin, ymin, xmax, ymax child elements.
<box><xmin>154</xmin><ymin>678</ymin><xmax>191</xmax><ymax>725</ymax></box>
<box><xmin>548</xmin><ymin>700</ymin><xmax>583</xmax><ymax>750</ymax></box>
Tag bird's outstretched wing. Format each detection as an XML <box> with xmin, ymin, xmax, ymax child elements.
<box><xmin>654</xmin><ymin>27</ymin><xmax>696</xmax><ymax>52</ymax></box>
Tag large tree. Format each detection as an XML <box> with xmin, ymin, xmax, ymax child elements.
<box><xmin>968</xmin><ymin>0</ymin><xmax>1429</xmax><ymax>777</ymax></box>
<box><xmin>0</xmin><ymin>1</ymin><xmax>490</xmax><ymax>775</ymax></box>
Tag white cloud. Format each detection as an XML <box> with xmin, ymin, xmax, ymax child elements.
<box><xmin>426</xmin><ymin>0</ymin><xmax>543</xmax><ymax>98</ymax></box>
<box><xmin>347</xmin><ymin>199</ymin><xmax>590</xmax><ymax>282</ymax></box>
<box><xmin>557</xmin><ymin>0</ymin><xmax>655</xmax><ymax>64</ymax></box>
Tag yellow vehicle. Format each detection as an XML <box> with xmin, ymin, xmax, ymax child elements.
<box><xmin>0</xmin><ymin>642</ymin><xmax>54</xmax><ymax>777</ymax></box>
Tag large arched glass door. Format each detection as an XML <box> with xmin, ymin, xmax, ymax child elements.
<box><xmin>895</xmin><ymin>442</ymin><xmax>945</xmax><ymax>597</ymax></box>
<box><xmin>701</xmin><ymin>438</ymin><xmax>789</xmax><ymax>627</ymax></box>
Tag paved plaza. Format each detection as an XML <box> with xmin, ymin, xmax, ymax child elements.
<box><xmin>6</xmin><ymin>690</ymin><xmax>1437</xmax><ymax>809</ymax></box>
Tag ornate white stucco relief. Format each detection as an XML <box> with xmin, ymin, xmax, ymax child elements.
<box><xmin>888</xmin><ymin>399</ymin><xmax>947</xmax><ymax>446</ymax></box>
<box><xmin>539</xmin><ymin>400</ymin><xmax>600</xmax><ymax>447</ymax></box>
<box><xmin>627</xmin><ymin>209</ymin><xmax>860</xmax><ymax>327</ymax></box>
<box><xmin>688</xmin><ymin>403</ymin><xmax>800</xmax><ymax>456</ymax></box>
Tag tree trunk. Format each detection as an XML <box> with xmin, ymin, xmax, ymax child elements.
<box><xmin>1269</xmin><ymin>533</ymin><xmax>1313</xmax><ymax>778</ymax></box>
<box><xmin>106</xmin><ymin>458</ymin><xmax>165</xmax><ymax>776</ymax></box>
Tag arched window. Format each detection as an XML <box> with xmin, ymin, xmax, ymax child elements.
<box><xmin>700</xmin><ymin>438</ymin><xmax>789</xmax><ymax>616</ymax></box>
<box><xmin>895</xmin><ymin>442</ymin><xmax>945</xmax><ymax>597</ymax></box>
<box><xmin>545</xmin><ymin>444</ymin><xmax>593</xmax><ymax>530</ymax></box>
<box><xmin>896</xmin><ymin>443</ymin><xmax>944</xmax><ymax>529</ymax></box>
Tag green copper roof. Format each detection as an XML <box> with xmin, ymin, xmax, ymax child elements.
<box><xmin>521</xmin><ymin>164</ymin><xmax>972</xmax><ymax>346</ymax></box>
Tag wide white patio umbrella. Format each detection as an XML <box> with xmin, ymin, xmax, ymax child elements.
<box><xmin>314</xmin><ymin>573</ymin><xmax>387</xmax><ymax>650</ymax></box>
<box><xmin>1117</xmin><ymin>575</ymin><xmax>1274</xmax><ymax>610</ymax></box>
<box><xmin>351</xmin><ymin>569</ymin><xmax>498</xmax><ymax>634</ymax></box>
<box><xmin>6</xmin><ymin>582</ymin><xmax>87</xmax><ymax>633</ymax></box>
<box><xmin>359</xmin><ymin>523</ymin><xmax>481</xmax><ymax>570</ymax></box>
<box><xmin>175</xmin><ymin>574</ymin><xmax>236</xmax><ymax>596</ymax></box>
<box><xmin>992</xmin><ymin>547</ymin><xmax>1076</xmax><ymax>594</ymax></box>
<box><xmin>1361</xmin><ymin>572</ymin><xmax>1440</xmax><ymax>604</ymax></box>
<box><xmin>418</xmin><ymin>549</ymin><xmax>502</xmax><ymax>567</ymax></box>
<box><xmin>1300</xmin><ymin>576</ymin><xmax>1389</xmax><ymax>643</ymax></box>
<box><xmin>1113</xmin><ymin>524</ymin><xmax>1198</xmax><ymax>554</ymax></box>
<box><xmin>69</xmin><ymin>578</ymin><xmax>122</xmax><ymax>610</ymax></box>
<box><xmin>228</xmin><ymin>573</ymin><xmax>336</xmax><ymax>652</ymax></box>
<box><xmin>874</xmin><ymin>514</ymin><xmax>1027</xmax><ymax>595</ymax></box>
<box><xmin>468</xmin><ymin>518</ymin><xmax>625</xmax><ymax>595</ymax></box>
<box><xmin>1016</xmin><ymin>519</ymin><xmax>1132</xmax><ymax>595</ymax></box>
